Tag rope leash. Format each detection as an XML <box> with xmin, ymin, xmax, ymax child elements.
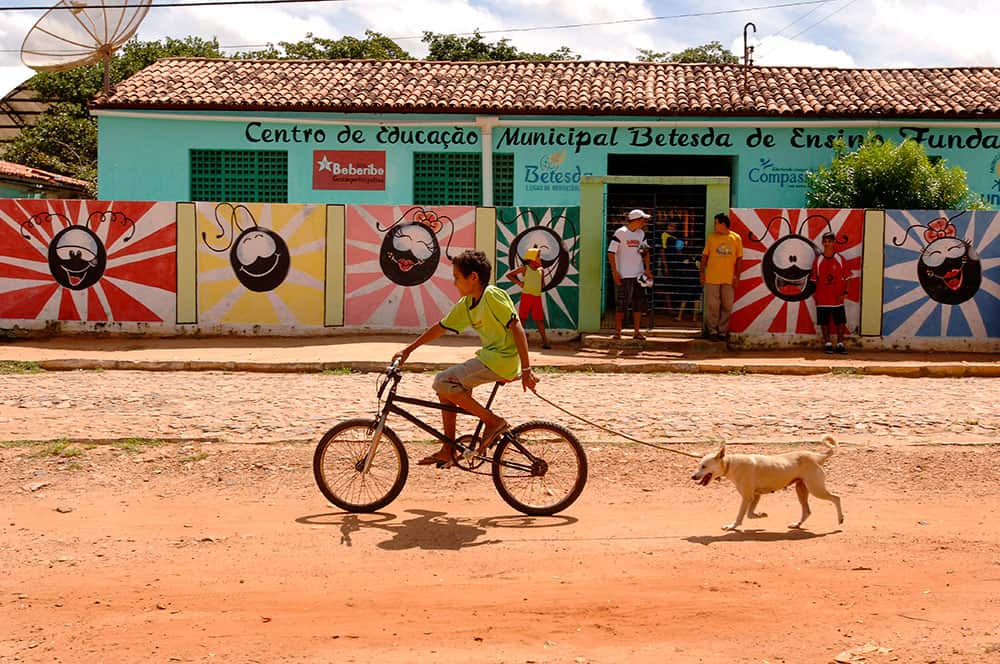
<box><xmin>530</xmin><ymin>389</ymin><xmax>702</xmax><ymax>459</ymax></box>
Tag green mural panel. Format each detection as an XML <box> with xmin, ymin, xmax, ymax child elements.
<box><xmin>495</xmin><ymin>206</ymin><xmax>580</xmax><ymax>330</ymax></box>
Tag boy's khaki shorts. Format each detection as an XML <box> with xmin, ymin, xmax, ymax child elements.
<box><xmin>433</xmin><ymin>358</ymin><xmax>504</xmax><ymax>396</ymax></box>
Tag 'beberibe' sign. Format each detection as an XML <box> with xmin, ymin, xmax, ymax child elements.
<box><xmin>313</xmin><ymin>150</ymin><xmax>386</xmax><ymax>190</ymax></box>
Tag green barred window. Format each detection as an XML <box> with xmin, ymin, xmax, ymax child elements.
<box><xmin>190</xmin><ymin>149</ymin><xmax>288</xmax><ymax>203</ymax></box>
<box><xmin>413</xmin><ymin>152</ymin><xmax>514</xmax><ymax>206</ymax></box>
<box><xmin>492</xmin><ymin>153</ymin><xmax>514</xmax><ymax>207</ymax></box>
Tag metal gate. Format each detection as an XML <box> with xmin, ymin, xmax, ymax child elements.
<box><xmin>604</xmin><ymin>185</ymin><xmax>706</xmax><ymax>328</ymax></box>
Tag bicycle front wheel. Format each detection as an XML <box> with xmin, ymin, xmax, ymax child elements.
<box><xmin>313</xmin><ymin>418</ymin><xmax>409</xmax><ymax>513</ymax></box>
<box><xmin>491</xmin><ymin>420</ymin><xmax>588</xmax><ymax>516</ymax></box>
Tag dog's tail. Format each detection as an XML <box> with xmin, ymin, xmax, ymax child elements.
<box><xmin>820</xmin><ymin>434</ymin><xmax>838</xmax><ymax>460</ymax></box>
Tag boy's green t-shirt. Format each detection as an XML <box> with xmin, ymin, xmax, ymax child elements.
<box><xmin>440</xmin><ymin>285</ymin><xmax>520</xmax><ymax>380</ymax></box>
<box><xmin>522</xmin><ymin>264</ymin><xmax>543</xmax><ymax>296</ymax></box>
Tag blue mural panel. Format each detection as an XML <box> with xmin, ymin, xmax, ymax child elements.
<box><xmin>883</xmin><ymin>210</ymin><xmax>1000</xmax><ymax>338</ymax></box>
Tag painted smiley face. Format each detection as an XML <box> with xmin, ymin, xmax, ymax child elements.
<box><xmin>760</xmin><ymin>234</ymin><xmax>817</xmax><ymax>302</ymax></box>
<box><xmin>48</xmin><ymin>226</ymin><xmax>107</xmax><ymax>290</ymax></box>
<box><xmin>379</xmin><ymin>222</ymin><xmax>441</xmax><ymax>286</ymax></box>
<box><xmin>918</xmin><ymin>237</ymin><xmax>981</xmax><ymax>305</ymax></box>
<box><xmin>510</xmin><ymin>227</ymin><xmax>569</xmax><ymax>292</ymax></box>
<box><xmin>230</xmin><ymin>228</ymin><xmax>290</xmax><ymax>292</ymax></box>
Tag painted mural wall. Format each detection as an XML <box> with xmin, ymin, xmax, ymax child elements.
<box><xmin>1</xmin><ymin>197</ymin><xmax>997</xmax><ymax>349</ymax></box>
<box><xmin>495</xmin><ymin>207</ymin><xmax>581</xmax><ymax>330</ymax></box>
<box><xmin>883</xmin><ymin>210</ymin><xmax>1000</xmax><ymax>339</ymax></box>
<box><xmin>0</xmin><ymin>199</ymin><xmax>176</xmax><ymax>325</ymax></box>
<box><xmin>195</xmin><ymin>202</ymin><xmax>326</xmax><ymax>327</ymax></box>
<box><xmin>343</xmin><ymin>205</ymin><xmax>476</xmax><ymax>329</ymax></box>
<box><xmin>730</xmin><ymin>208</ymin><xmax>864</xmax><ymax>337</ymax></box>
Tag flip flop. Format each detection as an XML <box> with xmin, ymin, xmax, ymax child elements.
<box><xmin>633</xmin><ymin>333</ymin><xmax>647</xmax><ymax>341</ymax></box>
<box><xmin>417</xmin><ymin>452</ymin><xmax>456</xmax><ymax>467</ymax></box>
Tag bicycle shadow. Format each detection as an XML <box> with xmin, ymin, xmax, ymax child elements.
<box><xmin>684</xmin><ymin>528</ymin><xmax>842</xmax><ymax>546</ymax></box>
<box><xmin>297</xmin><ymin>510</ymin><xmax>577</xmax><ymax>551</ymax></box>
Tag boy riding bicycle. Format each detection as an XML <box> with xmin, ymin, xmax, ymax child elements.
<box><xmin>392</xmin><ymin>250</ymin><xmax>538</xmax><ymax>467</ymax></box>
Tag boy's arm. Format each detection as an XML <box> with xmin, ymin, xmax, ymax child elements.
<box><xmin>393</xmin><ymin>324</ymin><xmax>448</xmax><ymax>365</ymax></box>
<box><xmin>505</xmin><ymin>265</ymin><xmax>526</xmax><ymax>285</ymax></box>
<box><xmin>509</xmin><ymin>317</ymin><xmax>538</xmax><ymax>392</ymax></box>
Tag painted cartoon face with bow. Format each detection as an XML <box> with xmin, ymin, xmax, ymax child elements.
<box><xmin>915</xmin><ymin>218</ymin><xmax>981</xmax><ymax>304</ymax></box>
<box><xmin>379</xmin><ymin>208</ymin><xmax>453</xmax><ymax>287</ymax></box>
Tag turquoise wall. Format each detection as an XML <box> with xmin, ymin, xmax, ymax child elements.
<box><xmin>97</xmin><ymin>111</ymin><xmax>1000</xmax><ymax>209</ymax></box>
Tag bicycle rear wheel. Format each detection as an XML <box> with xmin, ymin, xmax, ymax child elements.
<box><xmin>313</xmin><ymin>418</ymin><xmax>409</xmax><ymax>513</ymax></box>
<box><xmin>491</xmin><ymin>420</ymin><xmax>588</xmax><ymax>516</ymax></box>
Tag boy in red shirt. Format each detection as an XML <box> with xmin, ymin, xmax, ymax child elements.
<box><xmin>810</xmin><ymin>232</ymin><xmax>851</xmax><ymax>354</ymax></box>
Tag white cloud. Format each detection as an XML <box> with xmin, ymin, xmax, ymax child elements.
<box><xmin>0</xmin><ymin>65</ymin><xmax>33</xmax><ymax>97</ymax></box>
<box><xmin>749</xmin><ymin>35</ymin><xmax>856</xmax><ymax>68</ymax></box>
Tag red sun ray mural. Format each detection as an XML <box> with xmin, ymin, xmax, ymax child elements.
<box><xmin>0</xmin><ymin>200</ymin><xmax>177</xmax><ymax>322</ymax></box>
<box><xmin>729</xmin><ymin>208</ymin><xmax>864</xmax><ymax>336</ymax></box>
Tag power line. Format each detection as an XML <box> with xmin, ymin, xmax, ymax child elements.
<box><xmin>0</xmin><ymin>0</ymin><xmax>842</xmax><ymax>55</ymax></box>
<box><xmin>755</xmin><ymin>0</ymin><xmax>862</xmax><ymax>60</ymax></box>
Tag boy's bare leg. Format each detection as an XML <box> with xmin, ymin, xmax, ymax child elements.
<box><xmin>632</xmin><ymin>312</ymin><xmax>644</xmax><ymax>339</ymax></box>
<box><xmin>445</xmin><ymin>391</ymin><xmax>507</xmax><ymax>454</ymax></box>
<box><xmin>537</xmin><ymin>319</ymin><xmax>550</xmax><ymax>348</ymax></box>
<box><xmin>613</xmin><ymin>311</ymin><xmax>623</xmax><ymax>338</ymax></box>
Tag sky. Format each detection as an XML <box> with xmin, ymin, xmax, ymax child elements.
<box><xmin>3</xmin><ymin>0</ymin><xmax>1000</xmax><ymax>96</ymax></box>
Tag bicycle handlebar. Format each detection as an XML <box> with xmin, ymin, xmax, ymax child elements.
<box><xmin>387</xmin><ymin>358</ymin><xmax>401</xmax><ymax>375</ymax></box>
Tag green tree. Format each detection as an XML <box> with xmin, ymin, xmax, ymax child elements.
<box><xmin>637</xmin><ymin>41</ymin><xmax>738</xmax><ymax>64</ymax></box>
<box><xmin>806</xmin><ymin>134</ymin><xmax>987</xmax><ymax>209</ymax></box>
<box><xmin>423</xmin><ymin>30</ymin><xmax>578</xmax><ymax>61</ymax></box>
<box><xmin>239</xmin><ymin>31</ymin><xmax>412</xmax><ymax>60</ymax></box>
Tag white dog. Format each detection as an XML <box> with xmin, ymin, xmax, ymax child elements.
<box><xmin>691</xmin><ymin>435</ymin><xmax>844</xmax><ymax>531</ymax></box>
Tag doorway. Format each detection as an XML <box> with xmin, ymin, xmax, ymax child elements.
<box><xmin>605</xmin><ymin>183</ymin><xmax>706</xmax><ymax>329</ymax></box>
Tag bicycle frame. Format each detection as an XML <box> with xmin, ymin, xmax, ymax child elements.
<box><xmin>362</xmin><ymin>369</ymin><xmax>535</xmax><ymax>474</ymax></box>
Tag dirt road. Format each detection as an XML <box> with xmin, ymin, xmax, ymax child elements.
<box><xmin>2</xmin><ymin>371</ymin><xmax>999</xmax><ymax>663</ymax></box>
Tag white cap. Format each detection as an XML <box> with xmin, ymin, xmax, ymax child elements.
<box><xmin>627</xmin><ymin>209</ymin><xmax>651</xmax><ymax>221</ymax></box>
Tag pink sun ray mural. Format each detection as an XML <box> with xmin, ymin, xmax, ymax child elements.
<box><xmin>0</xmin><ymin>200</ymin><xmax>176</xmax><ymax>322</ymax></box>
<box><xmin>729</xmin><ymin>208</ymin><xmax>864</xmax><ymax>336</ymax></box>
<box><xmin>344</xmin><ymin>205</ymin><xmax>476</xmax><ymax>328</ymax></box>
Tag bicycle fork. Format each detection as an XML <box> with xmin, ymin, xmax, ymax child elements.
<box><xmin>360</xmin><ymin>409</ymin><xmax>390</xmax><ymax>474</ymax></box>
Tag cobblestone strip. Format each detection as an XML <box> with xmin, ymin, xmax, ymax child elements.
<box><xmin>1</xmin><ymin>371</ymin><xmax>997</xmax><ymax>446</ymax></box>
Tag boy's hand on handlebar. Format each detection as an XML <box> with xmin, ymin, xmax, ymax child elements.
<box><xmin>391</xmin><ymin>349</ymin><xmax>410</xmax><ymax>367</ymax></box>
<box><xmin>521</xmin><ymin>367</ymin><xmax>538</xmax><ymax>392</ymax></box>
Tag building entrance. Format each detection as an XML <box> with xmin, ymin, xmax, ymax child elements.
<box><xmin>605</xmin><ymin>184</ymin><xmax>707</xmax><ymax>329</ymax></box>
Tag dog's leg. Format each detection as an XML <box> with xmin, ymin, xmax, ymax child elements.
<box><xmin>790</xmin><ymin>481</ymin><xmax>811</xmax><ymax>528</ymax></box>
<box><xmin>747</xmin><ymin>494</ymin><xmax>768</xmax><ymax>519</ymax></box>
<box><xmin>804</xmin><ymin>475</ymin><xmax>844</xmax><ymax>525</ymax></box>
<box><xmin>724</xmin><ymin>494</ymin><xmax>753</xmax><ymax>531</ymax></box>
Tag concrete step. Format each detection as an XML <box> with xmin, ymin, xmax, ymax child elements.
<box><xmin>581</xmin><ymin>327</ymin><xmax>726</xmax><ymax>356</ymax></box>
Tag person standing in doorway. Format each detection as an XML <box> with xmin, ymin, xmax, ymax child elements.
<box><xmin>608</xmin><ymin>209</ymin><xmax>653</xmax><ymax>340</ymax></box>
<box><xmin>700</xmin><ymin>212</ymin><xmax>743</xmax><ymax>341</ymax></box>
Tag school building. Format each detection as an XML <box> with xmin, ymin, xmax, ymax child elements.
<box><xmin>0</xmin><ymin>59</ymin><xmax>997</xmax><ymax>349</ymax></box>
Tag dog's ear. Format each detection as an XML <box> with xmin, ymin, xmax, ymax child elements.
<box><xmin>715</xmin><ymin>445</ymin><xmax>726</xmax><ymax>459</ymax></box>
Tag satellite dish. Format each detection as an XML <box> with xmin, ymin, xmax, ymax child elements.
<box><xmin>20</xmin><ymin>0</ymin><xmax>152</xmax><ymax>94</ymax></box>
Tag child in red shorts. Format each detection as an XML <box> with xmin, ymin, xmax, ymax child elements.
<box><xmin>506</xmin><ymin>246</ymin><xmax>551</xmax><ymax>349</ymax></box>
<box><xmin>810</xmin><ymin>232</ymin><xmax>851</xmax><ymax>354</ymax></box>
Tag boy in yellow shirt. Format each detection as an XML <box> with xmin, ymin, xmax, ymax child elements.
<box><xmin>505</xmin><ymin>246</ymin><xmax>551</xmax><ymax>349</ymax></box>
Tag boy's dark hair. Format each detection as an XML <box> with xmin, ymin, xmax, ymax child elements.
<box><xmin>714</xmin><ymin>213</ymin><xmax>731</xmax><ymax>228</ymax></box>
<box><xmin>452</xmin><ymin>250</ymin><xmax>492</xmax><ymax>284</ymax></box>
<box><xmin>821</xmin><ymin>232</ymin><xmax>836</xmax><ymax>241</ymax></box>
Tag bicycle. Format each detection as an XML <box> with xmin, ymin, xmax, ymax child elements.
<box><xmin>313</xmin><ymin>360</ymin><xmax>588</xmax><ymax>516</ymax></box>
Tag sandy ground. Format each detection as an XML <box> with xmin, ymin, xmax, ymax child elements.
<box><xmin>3</xmin><ymin>437</ymin><xmax>999</xmax><ymax>664</ymax></box>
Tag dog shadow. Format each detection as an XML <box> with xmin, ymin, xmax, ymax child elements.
<box><xmin>684</xmin><ymin>528</ymin><xmax>842</xmax><ymax>545</ymax></box>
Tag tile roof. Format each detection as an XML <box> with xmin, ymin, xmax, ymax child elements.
<box><xmin>0</xmin><ymin>160</ymin><xmax>91</xmax><ymax>190</ymax></box>
<box><xmin>95</xmin><ymin>58</ymin><xmax>1000</xmax><ymax>119</ymax></box>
